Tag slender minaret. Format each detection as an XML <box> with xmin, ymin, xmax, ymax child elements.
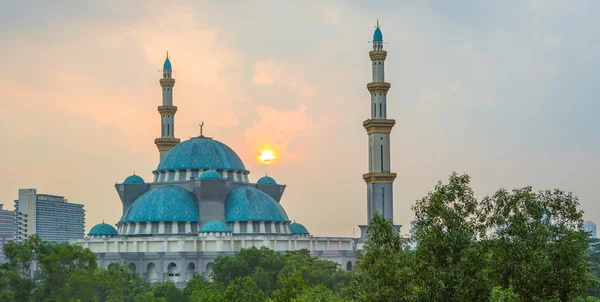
<box><xmin>154</xmin><ymin>52</ymin><xmax>181</xmax><ymax>162</ymax></box>
<box><xmin>360</xmin><ymin>20</ymin><xmax>397</xmax><ymax>238</ymax></box>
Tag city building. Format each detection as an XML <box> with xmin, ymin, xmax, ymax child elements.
<box><xmin>73</xmin><ymin>22</ymin><xmax>395</xmax><ymax>282</ymax></box>
<box><xmin>14</xmin><ymin>189</ymin><xmax>85</xmax><ymax>243</ymax></box>
<box><xmin>584</xmin><ymin>221</ymin><xmax>597</xmax><ymax>238</ymax></box>
<box><xmin>0</xmin><ymin>204</ymin><xmax>15</xmax><ymax>263</ymax></box>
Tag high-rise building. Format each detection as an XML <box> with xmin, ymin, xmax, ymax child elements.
<box><xmin>14</xmin><ymin>189</ymin><xmax>85</xmax><ymax>243</ymax></box>
<box><xmin>584</xmin><ymin>221</ymin><xmax>597</xmax><ymax>238</ymax></box>
<box><xmin>0</xmin><ymin>204</ymin><xmax>15</xmax><ymax>263</ymax></box>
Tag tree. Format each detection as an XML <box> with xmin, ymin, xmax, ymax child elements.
<box><xmin>349</xmin><ymin>213</ymin><xmax>416</xmax><ymax>301</ymax></box>
<box><xmin>94</xmin><ymin>262</ymin><xmax>151</xmax><ymax>301</ymax></box>
<box><xmin>182</xmin><ymin>274</ymin><xmax>209</xmax><ymax>299</ymax></box>
<box><xmin>271</xmin><ymin>270</ymin><xmax>306</xmax><ymax>302</ymax></box>
<box><xmin>483</xmin><ymin>187</ymin><xmax>590</xmax><ymax>301</ymax></box>
<box><xmin>151</xmin><ymin>281</ymin><xmax>185</xmax><ymax>302</ymax></box>
<box><xmin>222</xmin><ymin>276</ymin><xmax>266</xmax><ymax>302</ymax></box>
<box><xmin>295</xmin><ymin>284</ymin><xmax>345</xmax><ymax>302</ymax></box>
<box><xmin>411</xmin><ymin>172</ymin><xmax>492</xmax><ymax>301</ymax></box>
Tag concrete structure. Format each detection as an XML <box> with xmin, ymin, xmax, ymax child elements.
<box><xmin>14</xmin><ymin>189</ymin><xmax>85</xmax><ymax>243</ymax></box>
<box><xmin>584</xmin><ymin>221</ymin><xmax>597</xmax><ymax>238</ymax></box>
<box><xmin>0</xmin><ymin>204</ymin><xmax>14</xmax><ymax>263</ymax></box>
<box><xmin>359</xmin><ymin>20</ymin><xmax>399</xmax><ymax>239</ymax></box>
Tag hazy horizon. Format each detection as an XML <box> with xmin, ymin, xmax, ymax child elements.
<box><xmin>1</xmin><ymin>1</ymin><xmax>599</xmax><ymax>236</ymax></box>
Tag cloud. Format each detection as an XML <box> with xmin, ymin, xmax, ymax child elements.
<box><xmin>252</xmin><ymin>59</ymin><xmax>315</xmax><ymax>98</ymax></box>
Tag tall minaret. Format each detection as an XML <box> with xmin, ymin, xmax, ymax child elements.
<box><xmin>360</xmin><ymin>20</ymin><xmax>397</xmax><ymax>238</ymax></box>
<box><xmin>154</xmin><ymin>52</ymin><xmax>181</xmax><ymax>162</ymax></box>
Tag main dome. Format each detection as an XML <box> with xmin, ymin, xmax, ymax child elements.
<box><xmin>157</xmin><ymin>136</ymin><xmax>247</xmax><ymax>172</ymax></box>
<box><xmin>224</xmin><ymin>186</ymin><xmax>289</xmax><ymax>222</ymax></box>
<box><xmin>121</xmin><ymin>185</ymin><xmax>199</xmax><ymax>223</ymax></box>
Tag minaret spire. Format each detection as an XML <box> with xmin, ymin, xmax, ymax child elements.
<box><xmin>359</xmin><ymin>20</ymin><xmax>397</xmax><ymax>239</ymax></box>
<box><xmin>154</xmin><ymin>53</ymin><xmax>181</xmax><ymax>162</ymax></box>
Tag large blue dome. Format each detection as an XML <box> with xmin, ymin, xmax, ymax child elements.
<box><xmin>373</xmin><ymin>27</ymin><xmax>383</xmax><ymax>41</ymax></box>
<box><xmin>123</xmin><ymin>174</ymin><xmax>145</xmax><ymax>184</ymax></box>
<box><xmin>257</xmin><ymin>175</ymin><xmax>276</xmax><ymax>185</ymax></box>
<box><xmin>89</xmin><ymin>223</ymin><xmax>118</xmax><ymax>236</ymax></box>
<box><xmin>163</xmin><ymin>58</ymin><xmax>172</xmax><ymax>70</ymax></box>
<box><xmin>157</xmin><ymin>137</ymin><xmax>247</xmax><ymax>172</ymax></box>
<box><xmin>121</xmin><ymin>185</ymin><xmax>199</xmax><ymax>223</ymax></box>
<box><xmin>224</xmin><ymin>186</ymin><xmax>289</xmax><ymax>222</ymax></box>
<box><xmin>290</xmin><ymin>222</ymin><xmax>309</xmax><ymax>235</ymax></box>
<box><xmin>200</xmin><ymin>220</ymin><xmax>232</xmax><ymax>233</ymax></box>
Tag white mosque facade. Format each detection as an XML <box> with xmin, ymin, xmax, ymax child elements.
<box><xmin>73</xmin><ymin>23</ymin><xmax>395</xmax><ymax>283</ymax></box>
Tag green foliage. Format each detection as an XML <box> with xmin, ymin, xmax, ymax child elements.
<box><xmin>489</xmin><ymin>287</ymin><xmax>521</xmax><ymax>302</ymax></box>
<box><xmin>483</xmin><ymin>187</ymin><xmax>590</xmax><ymax>301</ymax></box>
<box><xmin>94</xmin><ymin>262</ymin><xmax>150</xmax><ymax>301</ymax></box>
<box><xmin>151</xmin><ymin>281</ymin><xmax>185</xmax><ymax>302</ymax></box>
<box><xmin>182</xmin><ymin>274</ymin><xmax>209</xmax><ymax>299</ymax></box>
<box><xmin>349</xmin><ymin>212</ymin><xmax>416</xmax><ymax>301</ymax></box>
<box><xmin>222</xmin><ymin>276</ymin><xmax>266</xmax><ymax>302</ymax></box>
<box><xmin>411</xmin><ymin>173</ymin><xmax>492</xmax><ymax>301</ymax></box>
<box><xmin>188</xmin><ymin>284</ymin><xmax>224</xmax><ymax>302</ymax></box>
<box><xmin>295</xmin><ymin>284</ymin><xmax>344</xmax><ymax>302</ymax></box>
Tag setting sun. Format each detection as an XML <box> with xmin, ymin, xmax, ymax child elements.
<box><xmin>258</xmin><ymin>149</ymin><xmax>276</xmax><ymax>164</ymax></box>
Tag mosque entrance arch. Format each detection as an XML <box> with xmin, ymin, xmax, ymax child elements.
<box><xmin>147</xmin><ymin>263</ymin><xmax>158</xmax><ymax>283</ymax></box>
<box><xmin>204</xmin><ymin>262</ymin><xmax>213</xmax><ymax>280</ymax></box>
<box><xmin>167</xmin><ymin>262</ymin><xmax>180</xmax><ymax>283</ymax></box>
<box><xmin>346</xmin><ymin>261</ymin><xmax>353</xmax><ymax>271</ymax></box>
<box><xmin>187</xmin><ymin>262</ymin><xmax>196</xmax><ymax>281</ymax></box>
<box><xmin>128</xmin><ymin>263</ymin><xmax>136</xmax><ymax>275</ymax></box>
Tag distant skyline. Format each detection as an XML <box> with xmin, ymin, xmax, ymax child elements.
<box><xmin>1</xmin><ymin>1</ymin><xmax>599</xmax><ymax>236</ymax></box>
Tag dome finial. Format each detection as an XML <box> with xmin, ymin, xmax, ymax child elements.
<box><xmin>199</xmin><ymin>121</ymin><xmax>204</xmax><ymax>137</ymax></box>
<box><xmin>133</xmin><ymin>171</ymin><xmax>136</xmax><ymax>176</ymax></box>
<box><xmin>376</xmin><ymin>18</ymin><xmax>380</xmax><ymax>28</ymax></box>
<box><xmin>213</xmin><ymin>215</ymin><xmax>216</xmax><ymax>220</ymax></box>
<box><xmin>166</xmin><ymin>51</ymin><xmax>169</xmax><ymax>59</ymax></box>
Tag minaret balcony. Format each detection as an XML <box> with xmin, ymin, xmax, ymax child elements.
<box><xmin>158</xmin><ymin>105</ymin><xmax>178</xmax><ymax>116</ymax></box>
<box><xmin>363</xmin><ymin>119</ymin><xmax>395</xmax><ymax>134</ymax></box>
<box><xmin>154</xmin><ymin>137</ymin><xmax>181</xmax><ymax>151</ymax></box>
<box><xmin>367</xmin><ymin>82</ymin><xmax>391</xmax><ymax>95</ymax></box>
<box><xmin>159</xmin><ymin>78</ymin><xmax>175</xmax><ymax>87</ymax></box>
<box><xmin>363</xmin><ymin>172</ymin><xmax>397</xmax><ymax>184</ymax></box>
<box><xmin>369</xmin><ymin>50</ymin><xmax>387</xmax><ymax>61</ymax></box>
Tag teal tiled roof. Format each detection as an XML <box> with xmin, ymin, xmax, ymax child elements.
<box><xmin>121</xmin><ymin>185</ymin><xmax>199</xmax><ymax>223</ymax></box>
<box><xmin>200</xmin><ymin>220</ymin><xmax>232</xmax><ymax>233</ymax></box>
<box><xmin>156</xmin><ymin>137</ymin><xmax>247</xmax><ymax>172</ymax></box>
<box><xmin>88</xmin><ymin>223</ymin><xmax>118</xmax><ymax>236</ymax></box>
<box><xmin>224</xmin><ymin>186</ymin><xmax>289</xmax><ymax>222</ymax></box>
<box><xmin>290</xmin><ymin>222</ymin><xmax>309</xmax><ymax>235</ymax></box>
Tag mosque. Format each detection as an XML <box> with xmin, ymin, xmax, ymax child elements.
<box><xmin>73</xmin><ymin>22</ymin><xmax>396</xmax><ymax>283</ymax></box>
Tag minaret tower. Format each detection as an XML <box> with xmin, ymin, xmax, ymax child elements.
<box><xmin>154</xmin><ymin>52</ymin><xmax>181</xmax><ymax>162</ymax></box>
<box><xmin>360</xmin><ymin>20</ymin><xmax>397</xmax><ymax>238</ymax></box>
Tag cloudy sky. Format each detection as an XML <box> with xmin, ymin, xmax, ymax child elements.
<box><xmin>1</xmin><ymin>1</ymin><xmax>598</xmax><ymax>236</ymax></box>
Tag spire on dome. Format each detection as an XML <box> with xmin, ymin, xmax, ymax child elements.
<box><xmin>199</xmin><ymin>121</ymin><xmax>204</xmax><ymax>137</ymax></box>
<box><xmin>373</xmin><ymin>19</ymin><xmax>383</xmax><ymax>42</ymax></box>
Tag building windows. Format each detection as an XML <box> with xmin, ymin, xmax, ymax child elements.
<box><xmin>240</xmin><ymin>222</ymin><xmax>247</xmax><ymax>233</ymax></box>
<box><xmin>164</xmin><ymin>222</ymin><xmax>172</xmax><ymax>234</ymax></box>
<box><xmin>252</xmin><ymin>222</ymin><xmax>260</xmax><ymax>233</ymax></box>
<box><xmin>380</xmin><ymin>145</ymin><xmax>384</xmax><ymax>172</ymax></box>
<box><xmin>139</xmin><ymin>223</ymin><xmax>146</xmax><ymax>234</ymax></box>
<box><xmin>275</xmin><ymin>223</ymin><xmax>281</xmax><ymax>234</ymax></box>
<box><xmin>151</xmin><ymin>222</ymin><xmax>159</xmax><ymax>234</ymax></box>
<box><xmin>265</xmin><ymin>222</ymin><xmax>272</xmax><ymax>233</ymax></box>
<box><xmin>178</xmin><ymin>222</ymin><xmax>185</xmax><ymax>234</ymax></box>
<box><xmin>379</xmin><ymin>103</ymin><xmax>382</xmax><ymax>118</ymax></box>
<box><xmin>129</xmin><ymin>223</ymin><xmax>136</xmax><ymax>234</ymax></box>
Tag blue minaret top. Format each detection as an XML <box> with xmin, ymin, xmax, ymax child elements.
<box><xmin>163</xmin><ymin>51</ymin><xmax>172</xmax><ymax>70</ymax></box>
<box><xmin>373</xmin><ymin>19</ymin><xmax>383</xmax><ymax>41</ymax></box>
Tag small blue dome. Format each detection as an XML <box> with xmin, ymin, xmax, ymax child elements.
<box><xmin>225</xmin><ymin>186</ymin><xmax>289</xmax><ymax>222</ymax></box>
<box><xmin>121</xmin><ymin>185</ymin><xmax>199</xmax><ymax>223</ymax></box>
<box><xmin>373</xmin><ymin>27</ymin><xmax>383</xmax><ymax>41</ymax></box>
<box><xmin>163</xmin><ymin>58</ymin><xmax>172</xmax><ymax>70</ymax></box>
<box><xmin>123</xmin><ymin>174</ymin><xmax>145</xmax><ymax>184</ymax></box>
<box><xmin>199</xmin><ymin>170</ymin><xmax>222</xmax><ymax>180</ymax></box>
<box><xmin>88</xmin><ymin>223</ymin><xmax>118</xmax><ymax>236</ymax></box>
<box><xmin>257</xmin><ymin>176</ymin><xmax>276</xmax><ymax>185</ymax></box>
<box><xmin>290</xmin><ymin>222</ymin><xmax>309</xmax><ymax>235</ymax></box>
<box><xmin>200</xmin><ymin>220</ymin><xmax>232</xmax><ymax>233</ymax></box>
<box><xmin>157</xmin><ymin>137</ymin><xmax>247</xmax><ymax>173</ymax></box>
